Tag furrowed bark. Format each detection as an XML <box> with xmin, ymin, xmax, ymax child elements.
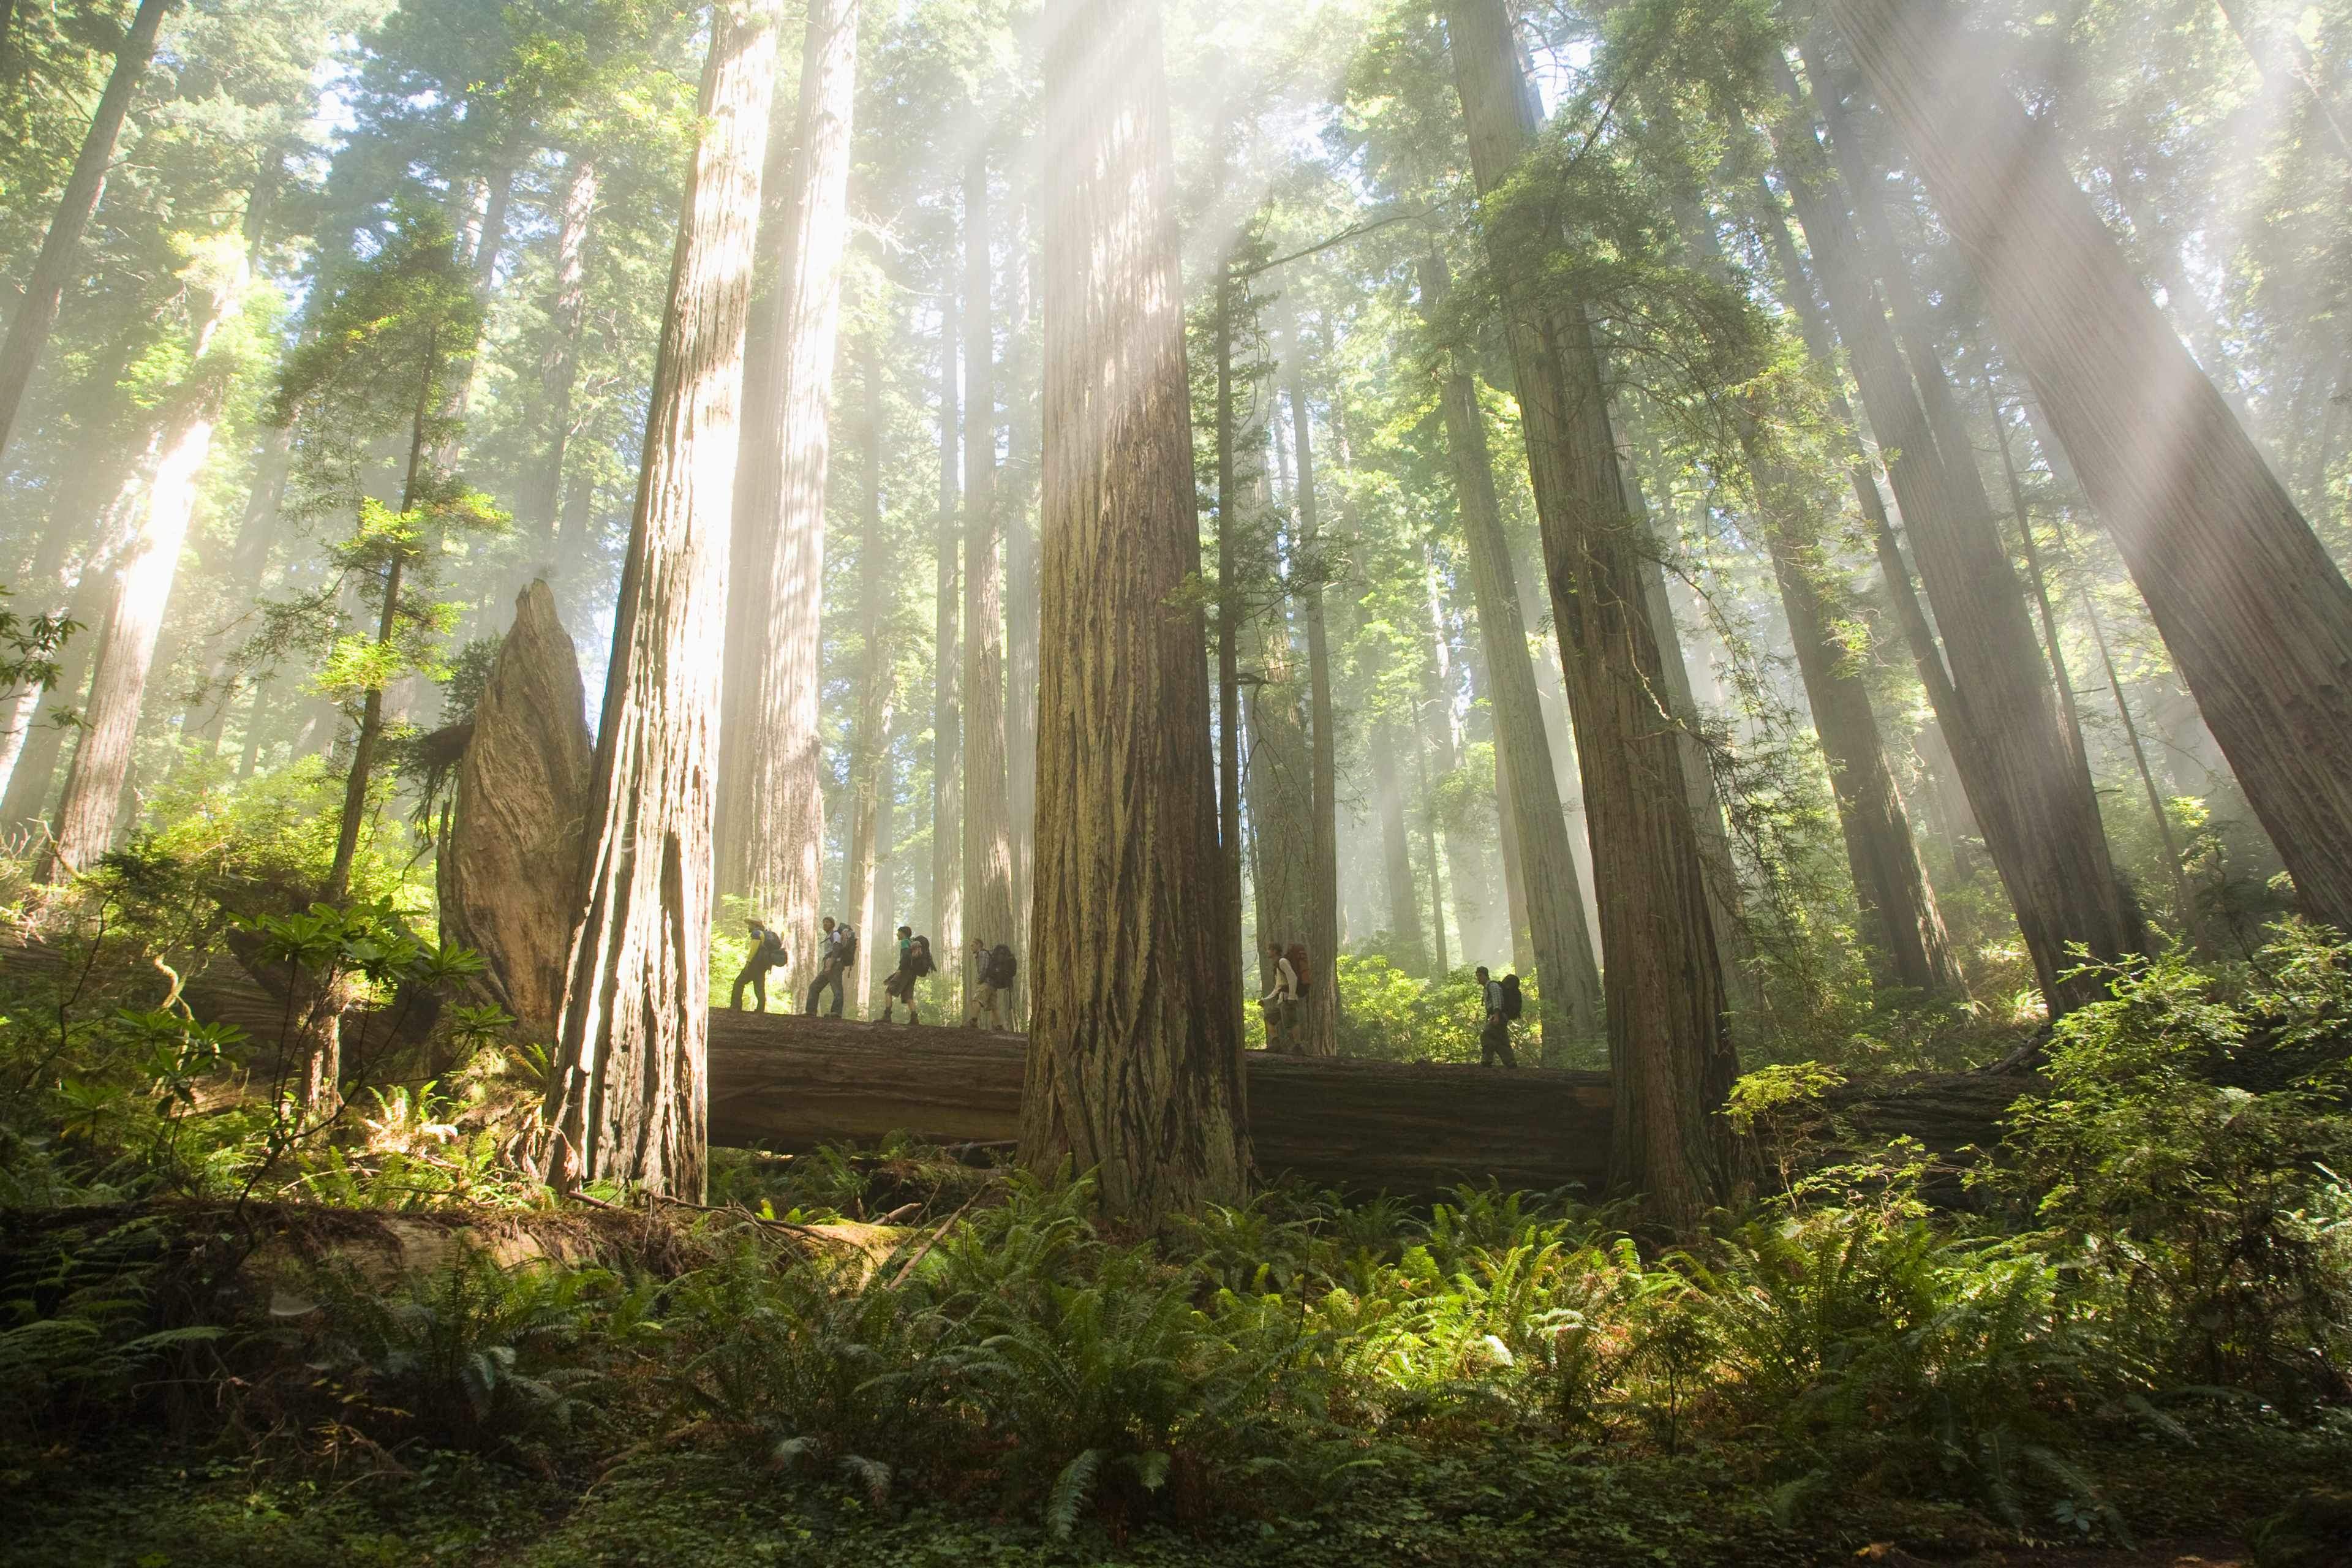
<box><xmin>962</xmin><ymin>144</ymin><xmax>1017</xmax><ymax>1014</ymax></box>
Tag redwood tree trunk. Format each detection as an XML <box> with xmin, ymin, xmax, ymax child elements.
<box><xmin>1828</xmin><ymin>0</ymin><xmax>2352</xmax><ymax>938</ymax></box>
<box><xmin>1445</xmin><ymin>0</ymin><xmax>1737</xmax><ymax>1226</ymax></box>
<box><xmin>1023</xmin><ymin>0</ymin><xmax>1249</xmax><ymax>1221</ymax></box>
<box><xmin>0</xmin><ymin>0</ymin><xmax>173</xmax><ymax>460</ymax></box>
<box><xmin>525</xmin><ymin>153</ymin><xmax>598</xmax><ymax>551</ymax></box>
<box><xmin>1370</xmin><ymin>718</ymin><xmax>1427</xmax><ymax>973</ymax></box>
<box><xmin>933</xmin><ymin>268</ymin><xmax>963</xmax><ymax>976</ymax></box>
<box><xmin>1284</xmin><ymin>342</ymin><xmax>1340</xmax><ymax>1057</ymax></box>
<box><xmin>728</xmin><ymin>0</ymin><xmax>859</xmax><ymax>949</ymax></box>
<box><xmin>962</xmin><ymin>145</ymin><xmax>1017</xmax><ymax>1013</ymax></box>
<box><xmin>542</xmin><ymin>0</ymin><xmax>780</xmax><ymax>1200</ymax></box>
<box><xmin>843</xmin><ymin>334</ymin><xmax>895</xmax><ymax>1016</ymax></box>
<box><xmin>1418</xmin><ymin>251</ymin><xmax>1602</xmax><ymax>1048</ymax></box>
<box><xmin>1765</xmin><ymin>69</ymin><xmax>2136</xmax><ymax>1011</ymax></box>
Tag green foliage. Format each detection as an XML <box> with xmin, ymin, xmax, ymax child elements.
<box><xmin>1332</xmin><ymin>956</ymin><xmax>1484</xmax><ymax>1063</ymax></box>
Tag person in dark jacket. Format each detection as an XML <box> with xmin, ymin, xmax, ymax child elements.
<box><xmin>1475</xmin><ymin>965</ymin><xmax>1516</xmax><ymax>1068</ymax></box>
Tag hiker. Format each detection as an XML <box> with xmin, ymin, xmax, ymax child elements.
<box><xmin>880</xmin><ymin>925</ymin><xmax>931</xmax><ymax>1025</ymax></box>
<box><xmin>804</xmin><ymin>916</ymin><xmax>857</xmax><ymax>1018</ymax></box>
<box><xmin>731</xmin><ymin>919</ymin><xmax>788</xmax><ymax>1012</ymax></box>
<box><xmin>967</xmin><ymin>937</ymin><xmax>1016</xmax><ymax>1030</ymax></box>
<box><xmin>1476</xmin><ymin>965</ymin><xmax>1518</xmax><ymax>1068</ymax></box>
<box><xmin>1260</xmin><ymin>941</ymin><xmax>1302</xmax><ymax>1052</ymax></box>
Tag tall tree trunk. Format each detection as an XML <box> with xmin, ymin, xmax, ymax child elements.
<box><xmin>1023</xmin><ymin>0</ymin><xmax>1248</xmax><ymax>1221</ymax></box>
<box><xmin>1828</xmin><ymin>0</ymin><xmax>2352</xmax><ymax>937</ymax></box>
<box><xmin>524</xmin><ymin>153</ymin><xmax>598</xmax><ymax>552</ymax></box>
<box><xmin>1213</xmin><ymin>266</ymin><xmax>1248</xmax><ymax>1039</ymax></box>
<box><xmin>1765</xmin><ymin>69</ymin><xmax>2137</xmax><ymax>1011</ymax></box>
<box><xmin>1676</xmin><ymin>196</ymin><xmax>1959</xmax><ymax>993</ymax></box>
<box><xmin>729</xmin><ymin>0</ymin><xmax>858</xmax><ymax>951</ymax></box>
<box><xmin>1004</xmin><ymin>211</ymin><xmax>1041</xmax><ymax>949</ymax></box>
<box><xmin>1445</xmin><ymin>0</ymin><xmax>1737</xmax><ymax>1225</ymax></box>
<box><xmin>843</xmin><ymin>333</ymin><xmax>895</xmax><ymax>1017</ymax></box>
<box><xmin>933</xmin><ymin>265</ymin><xmax>962</xmax><ymax>971</ymax></box>
<box><xmin>1283</xmin><ymin>337</ymin><xmax>1340</xmax><ymax>1057</ymax></box>
<box><xmin>1245</xmin><ymin>616</ymin><xmax>1313</xmax><ymax>1020</ymax></box>
<box><xmin>1417</xmin><ymin>251</ymin><xmax>1601</xmax><ymax>1049</ymax></box>
<box><xmin>1414</xmin><ymin>734</ymin><xmax>1450</xmax><ymax>974</ymax></box>
<box><xmin>1370</xmin><ymin>718</ymin><xmax>1427</xmax><ymax>973</ymax></box>
<box><xmin>1420</xmin><ymin>548</ymin><xmax>1500</xmax><ymax>962</ymax></box>
<box><xmin>45</xmin><ymin>245</ymin><xmax>249</xmax><ymax>878</ymax></box>
<box><xmin>541</xmin><ymin>0</ymin><xmax>781</xmax><ymax>1200</ymax></box>
<box><xmin>1492</xmin><ymin>738</ymin><xmax>1536</xmax><ymax>979</ymax></box>
<box><xmin>190</xmin><ymin>420</ymin><xmax>295</xmax><ymax>747</ymax></box>
<box><xmin>962</xmin><ymin>144</ymin><xmax>1016</xmax><ymax>1014</ymax></box>
<box><xmin>0</xmin><ymin>0</ymin><xmax>173</xmax><ymax>461</ymax></box>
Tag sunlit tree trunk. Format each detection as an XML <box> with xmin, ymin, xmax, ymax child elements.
<box><xmin>523</xmin><ymin>154</ymin><xmax>599</xmax><ymax>552</ymax></box>
<box><xmin>1418</xmin><ymin>252</ymin><xmax>1601</xmax><ymax>1049</ymax></box>
<box><xmin>45</xmin><ymin>246</ymin><xmax>251</xmax><ymax>878</ymax></box>
<box><xmin>1023</xmin><ymin>0</ymin><xmax>1248</xmax><ymax>1221</ymax></box>
<box><xmin>1283</xmin><ymin>341</ymin><xmax>1340</xmax><ymax>1057</ymax></box>
<box><xmin>1212</xmin><ymin>264</ymin><xmax>1249</xmax><ymax>1038</ymax></box>
<box><xmin>0</xmin><ymin>0</ymin><xmax>173</xmax><ymax>461</ymax></box>
<box><xmin>962</xmin><ymin>145</ymin><xmax>1017</xmax><ymax>1012</ymax></box>
<box><xmin>189</xmin><ymin>420</ymin><xmax>294</xmax><ymax>748</ymax></box>
<box><xmin>933</xmin><ymin>268</ymin><xmax>963</xmax><ymax>976</ymax></box>
<box><xmin>1446</xmin><ymin>0</ymin><xmax>1736</xmax><ymax>1225</ymax></box>
<box><xmin>1370</xmin><ymin>718</ymin><xmax>1427</xmax><ymax>974</ymax></box>
<box><xmin>1420</xmin><ymin>548</ymin><xmax>1499</xmax><ymax>961</ymax></box>
<box><xmin>843</xmin><ymin>333</ymin><xmax>895</xmax><ymax>1017</ymax></box>
<box><xmin>1245</xmin><ymin>616</ymin><xmax>1313</xmax><ymax>1018</ymax></box>
<box><xmin>1830</xmin><ymin>0</ymin><xmax>2352</xmax><ymax>937</ymax></box>
<box><xmin>728</xmin><ymin>0</ymin><xmax>858</xmax><ymax>952</ymax></box>
<box><xmin>1766</xmin><ymin>67</ymin><xmax>2137</xmax><ymax>1011</ymax></box>
<box><xmin>541</xmin><ymin>0</ymin><xmax>780</xmax><ymax>1200</ymax></box>
<box><xmin>1004</xmin><ymin>213</ymin><xmax>1041</xmax><ymax>949</ymax></box>
<box><xmin>1414</xmin><ymin>734</ymin><xmax>1450</xmax><ymax>974</ymax></box>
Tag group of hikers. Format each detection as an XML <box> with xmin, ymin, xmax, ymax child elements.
<box><xmin>729</xmin><ymin>916</ymin><xmax>1020</xmax><ymax>1030</ymax></box>
<box><xmin>1259</xmin><ymin>940</ymin><xmax>1525</xmax><ymax>1065</ymax></box>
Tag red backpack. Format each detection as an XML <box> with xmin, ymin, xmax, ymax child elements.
<box><xmin>1285</xmin><ymin>942</ymin><xmax>1311</xmax><ymax>997</ymax></box>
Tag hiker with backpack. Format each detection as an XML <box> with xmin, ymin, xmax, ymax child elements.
<box><xmin>967</xmin><ymin>938</ymin><xmax>1017</xmax><ymax>1030</ymax></box>
<box><xmin>1261</xmin><ymin>941</ymin><xmax>1307</xmax><ymax>1052</ymax></box>
<box><xmin>1476</xmin><ymin>965</ymin><xmax>1521</xmax><ymax>1068</ymax></box>
<box><xmin>731</xmin><ymin>919</ymin><xmax>788</xmax><ymax>1013</ymax></box>
<box><xmin>804</xmin><ymin>916</ymin><xmax>858</xmax><ymax>1018</ymax></box>
<box><xmin>880</xmin><ymin>926</ymin><xmax>934</xmax><ymax>1025</ymax></box>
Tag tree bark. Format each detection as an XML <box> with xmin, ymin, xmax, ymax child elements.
<box><xmin>727</xmin><ymin>0</ymin><xmax>858</xmax><ymax>951</ymax></box>
<box><xmin>0</xmin><ymin>0</ymin><xmax>173</xmax><ymax>462</ymax></box>
<box><xmin>1445</xmin><ymin>0</ymin><xmax>1738</xmax><ymax>1226</ymax></box>
<box><xmin>932</xmin><ymin>262</ymin><xmax>962</xmax><ymax>977</ymax></box>
<box><xmin>44</xmin><ymin>247</ymin><xmax>249</xmax><ymax>878</ymax></box>
<box><xmin>962</xmin><ymin>144</ymin><xmax>1017</xmax><ymax>1014</ymax></box>
<box><xmin>522</xmin><ymin>153</ymin><xmax>598</xmax><ymax>552</ymax></box>
<box><xmin>1370</xmin><ymin>718</ymin><xmax>1427</xmax><ymax>973</ymax></box>
<box><xmin>541</xmin><ymin>0</ymin><xmax>781</xmax><ymax>1201</ymax></box>
<box><xmin>1003</xmin><ymin>212</ymin><xmax>1041</xmax><ymax>949</ymax></box>
<box><xmin>1415</xmin><ymin>736</ymin><xmax>1451</xmax><ymax>974</ymax></box>
<box><xmin>1024</xmin><ymin>0</ymin><xmax>1249</xmax><ymax>1221</ymax></box>
<box><xmin>1765</xmin><ymin>67</ymin><xmax>2136</xmax><ymax>1011</ymax></box>
<box><xmin>1283</xmin><ymin>341</ymin><xmax>1340</xmax><ymax>1057</ymax></box>
<box><xmin>1245</xmin><ymin>616</ymin><xmax>1313</xmax><ymax>1020</ymax></box>
<box><xmin>1213</xmin><ymin>266</ymin><xmax>1248</xmax><ymax>1038</ymax></box>
<box><xmin>1418</xmin><ymin>251</ymin><xmax>1601</xmax><ymax>1047</ymax></box>
<box><xmin>1828</xmin><ymin>0</ymin><xmax>2352</xmax><ymax>939</ymax></box>
<box><xmin>843</xmin><ymin>333</ymin><xmax>895</xmax><ymax>1015</ymax></box>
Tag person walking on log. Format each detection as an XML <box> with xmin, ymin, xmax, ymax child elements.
<box><xmin>1476</xmin><ymin>965</ymin><xmax>1519</xmax><ymax>1068</ymax></box>
<box><xmin>880</xmin><ymin>925</ymin><xmax>929</xmax><ymax>1025</ymax></box>
<box><xmin>805</xmin><ymin>916</ymin><xmax>856</xmax><ymax>1019</ymax></box>
<box><xmin>967</xmin><ymin>937</ymin><xmax>1016</xmax><ymax>1030</ymax></box>
<box><xmin>731</xmin><ymin>919</ymin><xmax>788</xmax><ymax>1013</ymax></box>
<box><xmin>1261</xmin><ymin>941</ymin><xmax>1303</xmax><ymax>1053</ymax></box>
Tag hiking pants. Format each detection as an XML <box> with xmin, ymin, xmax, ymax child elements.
<box><xmin>968</xmin><ymin>982</ymin><xmax>1004</xmax><ymax>1030</ymax></box>
<box><xmin>1480</xmin><ymin>1016</ymin><xmax>1518</xmax><ymax>1069</ymax></box>
<box><xmin>732</xmin><ymin>965</ymin><xmax>769</xmax><ymax>1013</ymax></box>
<box><xmin>805</xmin><ymin>963</ymin><xmax>845</xmax><ymax>1018</ymax></box>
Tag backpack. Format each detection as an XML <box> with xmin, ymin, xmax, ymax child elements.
<box><xmin>908</xmin><ymin>937</ymin><xmax>935</xmax><ymax>977</ymax></box>
<box><xmin>1499</xmin><ymin>973</ymin><xmax>1523</xmax><ymax>1021</ymax></box>
<box><xmin>837</xmin><ymin>926</ymin><xmax>859</xmax><ymax>968</ymax></box>
<box><xmin>1285</xmin><ymin>942</ymin><xmax>1311</xmax><ymax>997</ymax></box>
<box><xmin>986</xmin><ymin>942</ymin><xmax>1019</xmax><ymax>988</ymax></box>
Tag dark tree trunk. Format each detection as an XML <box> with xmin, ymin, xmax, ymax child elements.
<box><xmin>1445</xmin><ymin>0</ymin><xmax>1738</xmax><ymax>1227</ymax></box>
<box><xmin>933</xmin><ymin>263</ymin><xmax>962</xmax><ymax>974</ymax></box>
<box><xmin>541</xmin><ymin>0</ymin><xmax>781</xmax><ymax>1200</ymax></box>
<box><xmin>1828</xmin><ymin>0</ymin><xmax>2352</xmax><ymax>938</ymax></box>
<box><xmin>1024</xmin><ymin>0</ymin><xmax>1249</xmax><ymax>1221</ymax></box>
<box><xmin>1284</xmin><ymin>342</ymin><xmax>1341</xmax><ymax>1057</ymax></box>
<box><xmin>962</xmin><ymin>144</ymin><xmax>1016</xmax><ymax>1014</ymax></box>
<box><xmin>0</xmin><ymin>0</ymin><xmax>173</xmax><ymax>461</ymax></box>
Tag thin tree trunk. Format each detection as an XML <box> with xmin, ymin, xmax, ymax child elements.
<box><xmin>541</xmin><ymin>0</ymin><xmax>781</xmax><ymax>1200</ymax></box>
<box><xmin>1370</xmin><ymin>718</ymin><xmax>1427</xmax><ymax>973</ymax></box>
<box><xmin>1446</xmin><ymin>0</ymin><xmax>1737</xmax><ymax>1226</ymax></box>
<box><xmin>1213</xmin><ymin>265</ymin><xmax>1248</xmax><ymax>1039</ymax></box>
<box><xmin>1420</xmin><ymin>549</ymin><xmax>1495</xmax><ymax>962</ymax></box>
<box><xmin>933</xmin><ymin>262</ymin><xmax>962</xmax><ymax>973</ymax></box>
<box><xmin>962</xmin><ymin>143</ymin><xmax>1016</xmax><ymax>1013</ymax></box>
<box><xmin>1023</xmin><ymin>0</ymin><xmax>1248</xmax><ymax>1221</ymax></box>
<box><xmin>189</xmin><ymin>420</ymin><xmax>295</xmax><ymax>747</ymax></box>
<box><xmin>45</xmin><ymin>247</ymin><xmax>249</xmax><ymax>877</ymax></box>
<box><xmin>0</xmin><ymin>0</ymin><xmax>173</xmax><ymax>461</ymax></box>
<box><xmin>731</xmin><ymin>0</ymin><xmax>858</xmax><ymax>948</ymax></box>
<box><xmin>1418</xmin><ymin>251</ymin><xmax>1602</xmax><ymax>1048</ymax></box>
<box><xmin>1414</xmin><ymin>734</ymin><xmax>1450</xmax><ymax>975</ymax></box>
<box><xmin>1986</xmin><ymin>377</ymin><xmax>2089</xmax><ymax>762</ymax></box>
<box><xmin>1284</xmin><ymin>336</ymin><xmax>1340</xmax><ymax>1057</ymax></box>
<box><xmin>525</xmin><ymin>153</ymin><xmax>598</xmax><ymax>551</ymax></box>
<box><xmin>843</xmin><ymin>333</ymin><xmax>895</xmax><ymax>1019</ymax></box>
<box><xmin>1004</xmin><ymin>210</ymin><xmax>1041</xmax><ymax>951</ymax></box>
<box><xmin>1493</xmin><ymin>739</ymin><xmax>1536</xmax><ymax>981</ymax></box>
<box><xmin>1245</xmin><ymin>617</ymin><xmax>1313</xmax><ymax>1027</ymax></box>
<box><xmin>1830</xmin><ymin>0</ymin><xmax>2352</xmax><ymax>937</ymax></box>
<box><xmin>1766</xmin><ymin>69</ymin><xmax>2137</xmax><ymax>1011</ymax></box>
